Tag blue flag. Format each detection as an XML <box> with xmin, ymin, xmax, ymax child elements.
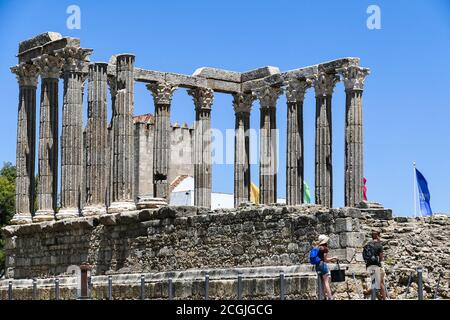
<box><xmin>415</xmin><ymin>168</ymin><xmax>432</xmax><ymax>216</ymax></box>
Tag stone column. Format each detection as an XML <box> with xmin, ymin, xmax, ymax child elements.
<box><xmin>56</xmin><ymin>47</ymin><xmax>91</xmax><ymax>220</ymax></box>
<box><xmin>33</xmin><ymin>54</ymin><xmax>64</xmax><ymax>222</ymax></box>
<box><xmin>83</xmin><ymin>63</ymin><xmax>109</xmax><ymax>216</ymax></box>
<box><xmin>109</xmin><ymin>54</ymin><xmax>136</xmax><ymax>213</ymax></box>
<box><xmin>147</xmin><ymin>81</ymin><xmax>177</xmax><ymax>200</ymax></box>
<box><xmin>106</xmin><ymin>76</ymin><xmax>116</xmax><ymax>208</ymax></box>
<box><xmin>339</xmin><ymin>66</ymin><xmax>370</xmax><ymax>207</ymax></box>
<box><xmin>232</xmin><ymin>93</ymin><xmax>254</xmax><ymax>208</ymax></box>
<box><xmin>254</xmin><ymin>86</ymin><xmax>282</xmax><ymax>205</ymax></box>
<box><xmin>285</xmin><ymin>78</ymin><xmax>312</xmax><ymax>205</ymax></box>
<box><xmin>188</xmin><ymin>87</ymin><xmax>214</xmax><ymax>208</ymax></box>
<box><xmin>10</xmin><ymin>63</ymin><xmax>39</xmax><ymax>224</ymax></box>
<box><xmin>313</xmin><ymin>73</ymin><xmax>339</xmax><ymax>208</ymax></box>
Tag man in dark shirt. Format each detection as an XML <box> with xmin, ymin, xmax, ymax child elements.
<box><xmin>367</xmin><ymin>231</ymin><xmax>386</xmax><ymax>299</ymax></box>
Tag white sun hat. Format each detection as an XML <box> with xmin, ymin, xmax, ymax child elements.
<box><xmin>318</xmin><ymin>234</ymin><xmax>330</xmax><ymax>245</ymax></box>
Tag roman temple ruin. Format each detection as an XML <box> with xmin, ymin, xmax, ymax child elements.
<box><xmin>10</xmin><ymin>32</ymin><xmax>369</xmax><ymax>224</ymax></box>
<box><xmin>3</xmin><ymin>32</ymin><xmax>448</xmax><ymax>300</ymax></box>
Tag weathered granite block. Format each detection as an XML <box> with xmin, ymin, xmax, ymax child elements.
<box><xmin>328</xmin><ymin>233</ymin><xmax>340</xmax><ymax>249</ymax></box>
<box><xmin>340</xmin><ymin>232</ymin><xmax>365</xmax><ymax>248</ymax></box>
<box><xmin>363</xmin><ymin>209</ymin><xmax>393</xmax><ymax>220</ymax></box>
<box><xmin>332</xmin><ymin>248</ymin><xmax>357</xmax><ymax>263</ymax></box>
<box><xmin>19</xmin><ymin>32</ymin><xmax>62</xmax><ymax>53</ymax></box>
<box><xmin>335</xmin><ymin>217</ymin><xmax>353</xmax><ymax>233</ymax></box>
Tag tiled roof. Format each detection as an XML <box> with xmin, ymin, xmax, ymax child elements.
<box><xmin>169</xmin><ymin>175</ymin><xmax>190</xmax><ymax>194</ymax></box>
<box><xmin>133</xmin><ymin>113</ymin><xmax>154</xmax><ymax>124</ymax></box>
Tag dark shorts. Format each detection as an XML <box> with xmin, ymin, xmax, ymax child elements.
<box><xmin>316</xmin><ymin>262</ymin><xmax>330</xmax><ymax>275</ymax></box>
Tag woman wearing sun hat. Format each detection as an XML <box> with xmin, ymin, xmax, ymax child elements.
<box><xmin>315</xmin><ymin>234</ymin><xmax>339</xmax><ymax>300</ymax></box>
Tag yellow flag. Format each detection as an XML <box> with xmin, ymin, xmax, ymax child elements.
<box><xmin>250</xmin><ymin>182</ymin><xmax>260</xmax><ymax>204</ymax></box>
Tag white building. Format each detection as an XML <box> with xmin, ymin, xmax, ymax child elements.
<box><xmin>169</xmin><ymin>176</ymin><xmax>285</xmax><ymax>209</ymax></box>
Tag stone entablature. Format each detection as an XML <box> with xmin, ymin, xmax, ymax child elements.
<box><xmin>14</xmin><ymin>33</ymin><xmax>362</xmax><ymax>94</ymax></box>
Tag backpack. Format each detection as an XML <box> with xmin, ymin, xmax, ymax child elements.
<box><xmin>362</xmin><ymin>242</ymin><xmax>378</xmax><ymax>265</ymax></box>
<box><xmin>309</xmin><ymin>247</ymin><xmax>321</xmax><ymax>265</ymax></box>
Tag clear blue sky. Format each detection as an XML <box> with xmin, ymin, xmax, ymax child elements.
<box><xmin>0</xmin><ymin>0</ymin><xmax>449</xmax><ymax>216</ymax></box>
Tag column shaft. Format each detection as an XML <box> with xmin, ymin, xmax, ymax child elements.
<box><xmin>340</xmin><ymin>66</ymin><xmax>369</xmax><ymax>207</ymax></box>
<box><xmin>314</xmin><ymin>73</ymin><xmax>338</xmax><ymax>208</ymax></box>
<box><xmin>33</xmin><ymin>54</ymin><xmax>64</xmax><ymax>222</ymax></box>
<box><xmin>147</xmin><ymin>81</ymin><xmax>177</xmax><ymax>201</ymax></box>
<box><xmin>195</xmin><ymin>109</ymin><xmax>212</xmax><ymax>208</ymax></box>
<box><xmin>234</xmin><ymin>111</ymin><xmax>251</xmax><ymax>207</ymax></box>
<box><xmin>285</xmin><ymin>79</ymin><xmax>310</xmax><ymax>206</ymax></box>
<box><xmin>286</xmin><ymin>101</ymin><xmax>303</xmax><ymax>205</ymax></box>
<box><xmin>260</xmin><ymin>106</ymin><xmax>277</xmax><ymax>204</ymax></box>
<box><xmin>345</xmin><ymin>90</ymin><xmax>364</xmax><ymax>206</ymax></box>
<box><xmin>315</xmin><ymin>95</ymin><xmax>332</xmax><ymax>207</ymax></box>
<box><xmin>83</xmin><ymin>63</ymin><xmax>108</xmax><ymax>215</ymax></box>
<box><xmin>189</xmin><ymin>88</ymin><xmax>214</xmax><ymax>208</ymax></box>
<box><xmin>58</xmin><ymin>71</ymin><xmax>85</xmax><ymax>218</ymax></box>
<box><xmin>35</xmin><ymin>77</ymin><xmax>59</xmax><ymax>221</ymax></box>
<box><xmin>233</xmin><ymin>93</ymin><xmax>253</xmax><ymax>208</ymax></box>
<box><xmin>153</xmin><ymin>103</ymin><xmax>171</xmax><ymax>198</ymax></box>
<box><xmin>255</xmin><ymin>87</ymin><xmax>282</xmax><ymax>205</ymax></box>
<box><xmin>57</xmin><ymin>47</ymin><xmax>91</xmax><ymax>219</ymax></box>
<box><xmin>10</xmin><ymin>63</ymin><xmax>38</xmax><ymax>224</ymax></box>
<box><xmin>106</xmin><ymin>77</ymin><xmax>116</xmax><ymax>208</ymax></box>
<box><xmin>110</xmin><ymin>54</ymin><xmax>136</xmax><ymax>213</ymax></box>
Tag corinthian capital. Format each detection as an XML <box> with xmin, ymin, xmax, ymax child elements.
<box><xmin>232</xmin><ymin>93</ymin><xmax>255</xmax><ymax>114</ymax></box>
<box><xmin>253</xmin><ymin>86</ymin><xmax>283</xmax><ymax>108</ymax></box>
<box><xmin>338</xmin><ymin>66</ymin><xmax>370</xmax><ymax>91</ymax></box>
<box><xmin>313</xmin><ymin>72</ymin><xmax>339</xmax><ymax>97</ymax></box>
<box><xmin>285</xmin><ymin>78</ymin><xmax>312</xmax><ymax>103</ymax></box>
<box><xmin>188</xmin><ymin>87</ymin><xmax>214</xmax><ymax>111</ymax></box>
<box><xmin>32</xmin><ymin>54</ymin><xmax>65</xmax><ymax>79</ymax></box>
<box><xmin>147</xmin><ymin>81</ymin><xmax>178</xmax><ymax>105</ymax></box>
<box><xmin>55</xmin><ymin>46</ymin><xmax>92</xmax><ymax>74</ymax></box>
<box><xmin>10</xmin><ymin>63</ymin><xmax>39</xmax><ymax>87</ymax></box>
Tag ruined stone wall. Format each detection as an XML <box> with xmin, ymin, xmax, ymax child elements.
<box><xmin>2</xmin><ymin>205</ymin><xmax>363</xmax><ymax>280</ymax></box>
<box><xmin>320</xmin><ymin>211</ymin><xmax>450</xmax><ymax>300</ymax></box>
<box><xmin>359</xmin><ymin>214</ymin><xmax>450</xmax><ymax>299</ymax></box>
<box><xmin>1</xmin><ymin>206</ymin><xmax>448</xmax><ymax>300</ymax></box>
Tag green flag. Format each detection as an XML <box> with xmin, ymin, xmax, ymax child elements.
<box><xmin>304</xmin><ymin>181</ymin><xmax>311</xmax><ymax>204</ymax></box>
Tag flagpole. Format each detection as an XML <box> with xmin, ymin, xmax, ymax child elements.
<box><xmin>413</xmin><ymin>162</ymin><xmax>417</xmax><ymax>217</ymax></box>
